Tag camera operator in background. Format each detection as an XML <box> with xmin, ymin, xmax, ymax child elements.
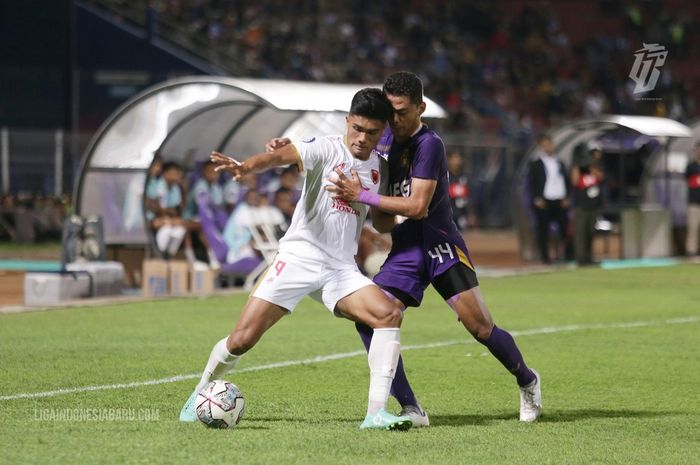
<box><xmin>447</xmin><ymin>150</ymin><xmax>473</xmax><ymax>231</ymax></box>
<box><xmin>570</xmin><ymin>142</ymin><xmax>605</xmax><ymax>265</ymax></box>
<box><xmin>686</xmin><ymin>141</ymin><xmax>700</xmax><ymax>257</ymax></box>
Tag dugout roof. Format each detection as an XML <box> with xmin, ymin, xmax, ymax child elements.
<box><xmin>74</xmin><ymin>76</ymin><xmax>446</xmax><ymax>245</ymax></box>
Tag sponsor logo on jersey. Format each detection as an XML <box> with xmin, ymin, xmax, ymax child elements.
<box><xmin>301</xmin><ymin>137</ymin><xmax>316</xmax><ymax>143</ymax></box>
<box><xmin>371</xmin><ymin>169</ymin><xmax>379</xmax><ymax>185</ymax></box>
<box><xmin>390</xmin><ymin>179</ymin><xmax>411</xmax><ymax>197</ymax></box>
<box><xmin>331</xmin><ymin>198</ymin><xmax>360</xmax><ymax>216</ymax></box>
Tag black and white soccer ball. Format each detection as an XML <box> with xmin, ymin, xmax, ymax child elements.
<box><xmin>195</xmin><ymin>380</ymin><xmax>245</xmax><ymax>428</ymax></box>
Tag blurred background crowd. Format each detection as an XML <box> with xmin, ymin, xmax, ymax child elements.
<box><xmin>110</xmin><ymin>0</ymin><xmax>699</xmax><ymax>134</ymax></box>
<box><xmin>1</xmin><ymin>0</ymin><xmax>699</xmax><ymax>254</ymax></box>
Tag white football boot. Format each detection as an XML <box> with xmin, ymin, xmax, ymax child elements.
<box><xmin>519</xmin><ymin>369</ymin><xmax>542</xmax><ymax>422</ymax></box>
<box><xmin>399</xmin><ymin>404</ymin><xmax>430</xmax><ymax>427</ymax></box>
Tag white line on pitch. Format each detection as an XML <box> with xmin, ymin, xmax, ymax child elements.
<box><xmin>0</xmin><ymin>315</ymin><xmax>697</xmax><ymax>402</ymax></box>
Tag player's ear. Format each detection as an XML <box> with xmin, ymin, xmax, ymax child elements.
<box><xmin>418</xmin><ymin>101</ymin><xmax>427</xmax><ymax>116</ymax></box>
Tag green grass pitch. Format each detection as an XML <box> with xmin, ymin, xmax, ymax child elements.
<box><xmin>1</xmin><ymin>264</ymin><xmax>699</xmax><ymax>465</ymax></box>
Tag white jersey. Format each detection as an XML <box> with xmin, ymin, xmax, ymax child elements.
<box><xmin>278</xmin><ymin>135</ymin><xmax>381</xmax><ymax>266</ymax></box>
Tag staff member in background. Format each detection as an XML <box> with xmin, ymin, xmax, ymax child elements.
<box><xmin>447</xmin><ymin>150</ymin><xmax>472</xmax><ymax>231</ymax></box>
<box><xmin>527</xmin><ymin>134</ymin><xmax>570</xmax><ymax>264</ymax></box>
<box><xmin>686</xmin><ymin>141</ymin><xmax>700</xmax><ymax>257</ymax></box>
<box><xmin>571</xmin><ymin>142</ymin><xmax>605</xmax><ymax>265</ymax></box>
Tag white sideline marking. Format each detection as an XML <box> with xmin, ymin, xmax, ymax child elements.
<box><xmin>1</xmin><ymin>316</ymin><xmax>697</xmax><ymax>402</ymax></box>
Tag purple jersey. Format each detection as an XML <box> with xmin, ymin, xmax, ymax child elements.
<box><xmin>373</xmin><ymin>125</ymin><xmax>475</xmax><ymax>305</ymax></box>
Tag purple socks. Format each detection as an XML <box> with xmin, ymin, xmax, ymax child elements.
<box><xmin>479</xmin><ymin>326</ymin><xmax>535</xmax><ymax>387</ymax></box>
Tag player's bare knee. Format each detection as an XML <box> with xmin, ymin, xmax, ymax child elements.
<box><xmin>466</xmin><ymin>321</ymin><xmax>493</xmax><ymax>341</ymax></box>
<box><xmin>372</xmin><ymin>304</ymin><xmax>403</xmax><ymax>328</ymax></box>
<box><xmin>227</xmin><ymin>330</ymin><xmax>257</xmax><ymax>355</ymax></box>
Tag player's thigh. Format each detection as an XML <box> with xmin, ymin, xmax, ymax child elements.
<box><xmin>228</xmin><ymin>296</ymin><xmax>288</xmax><ymax>352</ymax></box>
<box><xmin>327</xmin><ymin>268</ymin><xmax>401</xmax><ymax>327</ymax></box>
<box><xmin>433</xmin><ymin>263</ymin><xmax>493</xmax><ymax>336</ymax></box>
<box><xmin>335</xmin><ymin>284</ymin><xmax>402</xmax><ymax>328</ymax></box>
<box><xmin>448</xmin><ymin>286</ymin><xmax>494</xmax><ymax>338</ymax></box>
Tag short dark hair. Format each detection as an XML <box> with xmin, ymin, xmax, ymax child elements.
<box><xmin>383</xmin><ymin>71</ymin><xmax>423</xmax><ymax>105</ymax></box>
<box><xmin>161</xmin><ymin>161</ymin><xmax>182</xmax><ymax>173</ymax></box>
<box><xmin>536</xmin><ymin>134</ymin><xmax>551</xmax><ymax>144</ymax></box>
<box><xmin>349</xmin><ymin>88</ymin><xmax>393</xmax><ymax>122</ymax></box>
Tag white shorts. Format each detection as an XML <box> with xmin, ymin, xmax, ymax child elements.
<box><xmin>251</xmin><ymin>251</ymin><xmax>374</xmax><ymax>313</ymax></box>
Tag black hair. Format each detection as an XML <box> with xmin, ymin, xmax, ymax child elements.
<box><xmin>349</xmin><ymin>88</ymin><xmax>393</xmax><ymax>122</ymax></box>
<box><xmin>383</xmin><ymin>71</ymin><xmax>423</xmax><ymax>105</ymax></box>
<box><xmin>274</xmin><ymin>187</ymin><xmax>292</xmax><ymax>199</ymax></box>
<box><xmin>536</xmin><ymin>133</ymin><xmax>552</xmax><ymax>144</ymax></box>
<box><xmin>161</xmin><ymin>161</ymin><xmax>182</xmax><ymax>172</ymax></box>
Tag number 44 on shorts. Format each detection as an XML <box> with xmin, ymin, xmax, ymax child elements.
<box><xmin>427</xmin><ymin>243</ymin><xmax>454</xmax><ymax>264</ymax></box>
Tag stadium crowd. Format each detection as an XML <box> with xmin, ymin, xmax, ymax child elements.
<box><xmin>0</xmin><ymin>193</ymin><xmax>70</xmax><ymax>244</ymax></box>
<box><xmin>134</xmin><ymin>0</ymin><xmax>698</xmax><ymax>138</ymax></box>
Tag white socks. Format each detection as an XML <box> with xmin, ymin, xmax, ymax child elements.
<box><xmin>207</xmin><ymin>249</ymin><xmax>221</xmax><ymax>270</ymax></box>
<box><xmin>367</xmin><ymin>328</ymin><xmax>401</xmax><ymax>415</ymax></box>
<box><xmin>195</xmin><ymin>331</ymin><xmax>401</xmax><ymax>414</ymax></box>
<box><xmin>195</xmin><ymin>337</ymin><xmax>241</xmax><ymax>393</ymax></box>
<box><xmin>156</xmin><ymin>224</ymin><xmax>187</xmax><ymax>256</ymax></box>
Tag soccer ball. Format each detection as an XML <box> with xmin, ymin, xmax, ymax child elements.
<box><xmin>363</xmin><ymin>250</ymin><xmax>389</xmax><ymax>278</ymax></box>
<box><xmin>195</xmin><ymin>380</ymin><xmax>245</xmax><ymax>428</ymax></box>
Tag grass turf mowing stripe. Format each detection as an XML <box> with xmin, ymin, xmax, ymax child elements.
<box><xmin>1</xmin><ymin>315</ymin><xmax>697</xmax><ymax>402</ymax></box>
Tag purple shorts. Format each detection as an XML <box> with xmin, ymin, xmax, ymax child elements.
<box><xmin>374</xmin><ymin>227</ymin><xmax>475</xmax><ymax>306</ymax></box>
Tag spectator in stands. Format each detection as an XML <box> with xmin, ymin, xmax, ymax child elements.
<box><xmin>186</xmin><ymin>160</ymin><xmax>225</xmax><ymax>219</ymax></box>
<box><xmin>571</xmin><ymin>141</ymin><xmax>605</xmax><ymax>265</ymax></box>
<box><xmin>528</xmin><ymin>134</ymin><xmax>570</xmax><ymax>264</ymax></box>
<box><xmin>222</xmin><ymin>188</ymin><xmax>264</xmax><ymax>264</ymax></box>
<box><xmin>149</xmin><ymin>161</ymin><xmax>188</xmax><ymax>259</ymax></box>
<box><xmin>36</xmin><ymin>195</ymin><xmax>66</xmax><ymax>241</ymax></box>
<box><xmin>273</xmin><ymin>187</ymin><xmax>295</xmax><ymax>225</ymax></box>
<box><xmin>0</xmin><ymin>195</ymin><xmax>17</xmax><ymax>241</ymax></box>
<box><xmin>261</xmin><ymin>165</ymin><xmax>302</xmax><ymax>204</ymax></box>
<box><xmin>686</xmin><ymin>142</ymin><xmax>700</xmax><ymax>257</ymax></box>
<box><xmin>447</xmin><ymin>150</ymin><xmax>472</xmax><ymax>231</ymax></box>
<box><xmin>222</xmin><ymin>188</ymin><xmax>285</xmax><ymax>265</ymax></box>
<box><xmin>145</xmin><ymin>155</ymin><xmax>165</xmax><ymax>221</ymax></box>
<box><xmin>184</xmin><ymin>159</ymin><xmax>228</xmax><ymax>268</ymax></box>
<box><xmin>223</xmin><ymin>172</ymin><xmax>257</xmax><ymax>212</ymax></box>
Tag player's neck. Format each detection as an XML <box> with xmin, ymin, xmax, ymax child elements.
<box><xmin>395</xmin><ymin>122</ymin><xmax>423</xmax><ymax>143</ymax></box>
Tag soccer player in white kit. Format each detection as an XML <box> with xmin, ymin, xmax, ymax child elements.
<box><xmin>179</xmin><ymin>88</ymin><xmax>412</xmax><ymax>430</ymax></box>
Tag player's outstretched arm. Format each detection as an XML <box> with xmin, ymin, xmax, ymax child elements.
<box><xmin>326</xmin><ymin>168</ymin><xmax>436</xmax><ymax>219</ymax></box>
<box><xmin>210</xmin><ymin>144</ymin><xmax>300</xmax><ymax>181</ymax></box>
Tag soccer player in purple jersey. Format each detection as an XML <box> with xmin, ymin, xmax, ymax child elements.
<box><xmin>326</xmin><ymin>71</ymin><xmax>542</xmax><ymax>425</ymax></box>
